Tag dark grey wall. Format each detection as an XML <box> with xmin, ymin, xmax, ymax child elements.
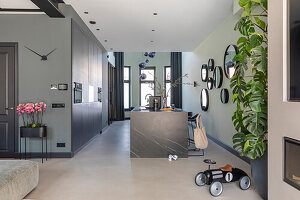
<box><xmin>0</xmin><ymin>14</ymin><xmax>72</xmax><ymax>153</ymax></box>
<box><xmin>71</xmin><ymin>20</ymin><xmax>103</xmax><ymax>153</ymax></box>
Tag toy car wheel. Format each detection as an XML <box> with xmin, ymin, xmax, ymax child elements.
<box><xmin>239</xmin><ymin>176</ymin><xmax>251</xmax><ymax>190</ymax></box>
<box><xmin>195</xmin><ymin>172</ymin><xmax>207</xmax><ymax>186</ymax></box>
<box><xmin>209</xmin><ymin>181</ymin><xmax>223</xmax><ymax>197</ymax></box>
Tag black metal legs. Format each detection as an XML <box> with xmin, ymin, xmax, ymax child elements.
<box><xmin>19</xmin><ymin>136</ymin><xmax>47</xmax><ymax>163</ymax></box>
<box><xmin>46</xmin><ymin>136</ymin><xmax>47</xmax><ymax>161</ymax></box>
<box><xmin>42</xmin><ymin>137</ymin><xmax>43</xmax><ymax>163</ymax></box>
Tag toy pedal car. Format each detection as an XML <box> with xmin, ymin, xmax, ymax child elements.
<box><xmin>195</xmin><ymin>159</ymin><xmax>251</xmax><ymax>197</ymax></box>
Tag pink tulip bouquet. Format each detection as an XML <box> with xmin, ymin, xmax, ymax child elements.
<box><xmin>17</xmin><ymin>102</ymin><xmax>47</xmax><ymax>128</ymax></box>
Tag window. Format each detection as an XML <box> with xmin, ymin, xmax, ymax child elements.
<box><xmin>164</xmin><ymin>66</ymin><xmax>171</xmax><ymax>107</ymax></box>
<box><xmin>124</xmin><ymin>66</ymin><xmax>130</xmax><ymax>110</ymax></box>
<box><xmin>140</xmin><ymin>67</ymin><xmax>155</xmax><ymax>106</ymax></box>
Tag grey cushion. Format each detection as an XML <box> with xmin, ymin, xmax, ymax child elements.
<box><xmin>0</xmin><ymin>160</ymin><xmax>39</xmax><ymax>200</ymax></box>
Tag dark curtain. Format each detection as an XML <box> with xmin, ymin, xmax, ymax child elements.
<box><xmin>114</xmin><ymin>52</ymin><xmax>125</xmax><ymax>121</ymax></box>
<box><xmin>171</xmin><ymin>52</ymin><xmax>182</xmax><ymax>108</ymax></box>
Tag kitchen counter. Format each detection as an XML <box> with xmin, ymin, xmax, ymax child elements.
<box><xmin>130</xmin><ymin>106</ymin><xmax>188</xmax><ymax>158</ymax></box>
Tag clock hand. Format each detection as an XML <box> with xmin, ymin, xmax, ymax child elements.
<box><xmin>46</xmin><ymin>48</ymin><xmax>57</xmax><ymax>57</ymax></box>
<box><xmin>25</xmin><ymin>46</ymin><xmax>43</xmax><ymax>57</ymax></box>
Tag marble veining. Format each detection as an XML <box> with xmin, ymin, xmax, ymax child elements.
<box><xmin>130</xmin><ymin>109</ymin><xmax>188</xmax><ymax>158</ymax></box>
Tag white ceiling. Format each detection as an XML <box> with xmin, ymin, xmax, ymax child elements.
<box><xmin>0</xmin><ymin>0</ymin><xmax>38</xmax><ymax>9</ymax></box>
<box><xmin>1</xmin><ymin>0</ymin><xmax>233</xmax><ymax>52</ymax></box>
<box><xmin>64</xmin><ymin>0</ymin><xmax>233</xmax><ymax>52</ymax></box>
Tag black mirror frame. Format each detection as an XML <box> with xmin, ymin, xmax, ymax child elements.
<box><xmin>201</xmin><ymin>64</ymin><xmax>208</xmax><ymax>82</ymax></box>
<box><xmin>200</xmin><ymin>89</ymin><xmax>209</xmax><ymax>111</ymax></box>
<box><xmin>213</xmin><ymin>66</ymin><xmax>223</xmax><ymax>88</ymax></box>
<box><xmin>208</xmin><ymin>58</ymin><xmax>214</xmax><ymax>71</ymax></box>
<box><xmin>207</xmin><ymin>77</ymin><xmax>213</xmax><ymax>90</ymax></box>
<box><xmin>220</xmin><ymin>88</ymin><xmax>229</xmax><ymax>104</ymax></box>
<box><xmin>224</xmin><ymin>44</ymin><xmax>239</xmax><ymax>79</ymax></box>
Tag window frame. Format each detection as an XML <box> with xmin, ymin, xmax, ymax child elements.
<box><xmin>164</xmin><ymin>66</ymin><xmax>171</xmax><ymax>106</ymax></box>
<box><xmin>139</xmin><ymin>66</ymin><xmax>156</xmax><ymax>106</ymax></box>
<box><xmin>124</xmin><ymin>66</ymin><xmax>131</xmax><ymax>111</ymax></box>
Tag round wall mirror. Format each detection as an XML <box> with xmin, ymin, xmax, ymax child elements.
<box><xmin>201</xmin><ymin>64</ymin><xmax>208</xmax><ymax>82</ymax></box>
<box><xmin>208</xmin><ymin>59</ymin><xmax>214</xmax><ymax>71</ymax></box>
<box><xmin>224</xmin><ymin>45</ymin><xmax>238</xmax><ymax>79</ymax></box>
<box><xmin>213</xmin><ymin>66</ymin><xmax>223</xmax><ymax>88</ymax></box>
<box><xmin>220</xmin><ymin>89</ymin><xmax>229</xmax><ymax>104</ymax></box>
<box><xmin>201</xmin><ymin>89</ymin><xmax>209</xmax><ymax>111</ymax></box>
<box><xmin>207</xmin><ymin>77</ymin><xmax>213</xmax><ymax>90</ymax></box>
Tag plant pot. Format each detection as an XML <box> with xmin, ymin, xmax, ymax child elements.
<box><xmin>251</xmin><ymin>150</ymin><xmax>268</xmax><ymax>200</ymax></box>
<box><xmin>20</xmin><ymin>126</ymin><xmax>47</xmax><ymax>138</ymax></box>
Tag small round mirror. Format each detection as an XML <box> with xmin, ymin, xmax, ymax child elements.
<box><xmin>201</xmin><ymin>64</ymin><xmax>208</xmax><ymax>82</ymax></box>
<box><xmin>213</xmin><ymin>66</ymin><xmax>223</xmax><ymax>88</ymax></box>
<box><xmin>220</xmin><ymin>89</ymin><xmax>229</xmax><ymax>104</ymax></box>
<box><xmin>207</xmin><ymin>77</ymin><xmax>213</xmax><ymax>90</ymax></box>
<box><xmin>201</xmin><ymin>89</ymin><xmax>209</xmax><ymax>111</ymax></box>
<box><xmin>224</xmin><ymin>45</ymin><xmax>238</xmax><ymax>79</ymax></box>
<box><xmin>208</xmin><ymin>59</ymin><xmax>214</xmax><ymax>71</ymax></box>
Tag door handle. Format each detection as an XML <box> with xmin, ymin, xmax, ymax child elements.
<box><xmin>5</xmin><ymin>107</ymin><xmax>14</xmax><ymax>110</ymax></box>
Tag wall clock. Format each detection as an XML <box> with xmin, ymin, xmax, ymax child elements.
<box><xmin>25</xmin><ymin>46</ymin><xmax>56</xmax><ymax>61</ymax></box>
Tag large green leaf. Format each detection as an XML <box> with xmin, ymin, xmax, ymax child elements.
<box><xmin>231</xmin><ymin>0</ymin><xmax>268</xmax><ymax>160</ymax></box>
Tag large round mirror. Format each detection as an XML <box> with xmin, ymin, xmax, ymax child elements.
<box><xmin>208</xmin><ymin>59</ymin><xmax>214</xmax><ymax>71</ymax></box>
<box><xmin>207</xmin><ymin>77</ymin><xmax>213</xmax><ymax>90</ymax></box>
<box><xmin>213</xmin><ymin>66</ymin><xmax>223</xmax><ymax>88</ymax></box>
<box><xmin>201</xmin><ymin>64</ymin><xmax>208</xmax><ymax>82</ymax></box>
<box><xmin>224</xmin><ymin>45</ymin><xmax>238</xmax><ymax>79</ymax></box>
<box><xmin>201</xmin><ymin>89</ymin><xmax>209</xmax><ymax>111</ymax></box>
<box><xmin>220</xmin><ymin>89</ymin><xmax>229</xmax><ymax>104</ymax></box>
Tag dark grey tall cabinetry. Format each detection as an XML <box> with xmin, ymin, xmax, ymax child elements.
<box><xmin>71</xmin><ymin>20</ymin><xmax>103</xmax><ymax>153</ymax></box>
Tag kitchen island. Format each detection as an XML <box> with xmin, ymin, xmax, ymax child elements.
<box><xmin>130</xmin><ymin>106</ymin><xmax>188</xmax><ymax>158</ymax></box>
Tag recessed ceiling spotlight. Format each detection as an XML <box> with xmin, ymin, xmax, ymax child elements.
<box><xmin>84</xmin><ymin>11</ymin><xmax>88</xmax><ymax>14</ymax></box>
<box><xmin>89</xmin><ymin>21</ymin><xmax>96</xmax><ymax>25</ymax></box>
<box><xmin>104</xmin><ymin>40</ymin><xmax>108</xmax><ymax>42</ymax></box>
<box><xmin>153</xmin><ymin>12</ymin><xmax>158</xmax><ymax>15</ymax></box>
<box><xmin>150</xmin><ymin>41</ymin><xmax>154</xmax><ymax>42</ymax></box>
<box><xmin>96</xmin><ymin>28</ymin><xmax>100</xmax><ymax>31</ymax></box>
<box><xmin>152</xmin><ymin>29</ymin><xmax>155</xmax><ymax>32</ymax></box>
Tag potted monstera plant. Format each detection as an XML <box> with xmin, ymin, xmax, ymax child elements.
<box><xmin>230</xmin><ymin>0</ymin><xmax>268</xmax><ymax>199</ymax></box>
<box><xmin>17</xmin><ymin>102</ymin><xmax>47</xmax><ymax>138</ymax></box>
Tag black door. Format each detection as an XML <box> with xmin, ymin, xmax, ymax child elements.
<box><xmin>0</xmin><ymin>43</ymin><xmax>18</xmax><ymax>157</ymax></box>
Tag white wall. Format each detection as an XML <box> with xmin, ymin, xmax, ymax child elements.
<box><xmin>268</xmin><ymin>0</ymin><xmax>300</xmax><ymax>198</ymax></box>
<box><xmin>124</xmin><ymin>52</ymin><xmax>170</xmax><ymax>117</ymax></box>
<box><xmin>182</xmin><ymin>13</ymin><xmax>240</xmax><ymax>147</ymax></box>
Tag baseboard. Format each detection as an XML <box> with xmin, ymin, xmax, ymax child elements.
<box><xmin>1</xmin><ymin>152</ymin><xmax>73</xmax><ymax>158</ymax></box>
<box><xmin>72</xmin><ymin>133</ymin><xmax>99</xmax><ymax>155</ymax></box>
<box><xmin>207</xmin><ymin>134</ymin><xmax>251</xmax><ymax>164</ymax></box>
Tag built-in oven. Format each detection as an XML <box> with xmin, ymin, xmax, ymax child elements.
<box><xmin>74</xmin><ymin>82</ymin><xmax>82</xmax><ymax>103</ymax></box>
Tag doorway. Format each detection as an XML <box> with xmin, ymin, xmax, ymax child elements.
<box><xmin>0</xmin><ymin>43</ymin><xmax>18</xmax><ymax>157</ymax></box>
<box><xmin>108</xmin><ymin>62</ymin><xmax>117</xmax><ymax>125</ymax></box>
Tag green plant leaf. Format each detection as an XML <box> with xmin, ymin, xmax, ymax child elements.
<box><xmin>239</xmin><ymin>0</ymin><xmax>250</xmax><ymax>7</ymax></box>
<box><xmin>250</xmin><ymin>34</ymin><xmax>263</xmax><ymax>48</ymax></box>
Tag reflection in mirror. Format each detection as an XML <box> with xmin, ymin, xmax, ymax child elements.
<box><xmin>220</xmin><ymin>89</ymin><xmax>229</xmax><ymax>104</ymax></box>
<box><xmin>201</xmin><ymin>64</ymin><xmax>208</xmax><ymax>82</ymax></box>
<box><xmin>208</xmin><ymin>59</ymin><xmax>214</xmax><ymax>71</ymax></box>
<box><xmin>207</xmin><ymin>77</ymin><xmax>213</xmax><ymax>90</ymax></box>
<box><xmin>224</xmin><ymin>45</ymin><xmax>238</xmax><ymax>79</ymax></box>
<box><xmin>201</xmin><ymin>89</ymin><xmax>209</xmax><ymax>111</ymax></box>
<box><xmin>213</xmin><ymin>66</ymin><xmax>223</xmax><ymax>88</ymax></box>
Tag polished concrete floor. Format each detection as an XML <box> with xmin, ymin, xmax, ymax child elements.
<box><xmin>26</xmin><ymin>121</ymin><xmax>261</xmax><ymax>200</ymax></box>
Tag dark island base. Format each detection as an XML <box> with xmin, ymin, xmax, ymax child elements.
<box><xmin>130</xmin><ymin>109</ymin><xmax>188</xmax><ymax>158</ymax></box>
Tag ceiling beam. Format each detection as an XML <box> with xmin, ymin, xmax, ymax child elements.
<box><xmin>0</xmin><ymin>8</ymin><xmax>42</xmax><ymax>12</ymax></box>
<box><xmin>30</xmin><ymin>0</ymin><xmax>65</xmax><ymax>18</ymax></box>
